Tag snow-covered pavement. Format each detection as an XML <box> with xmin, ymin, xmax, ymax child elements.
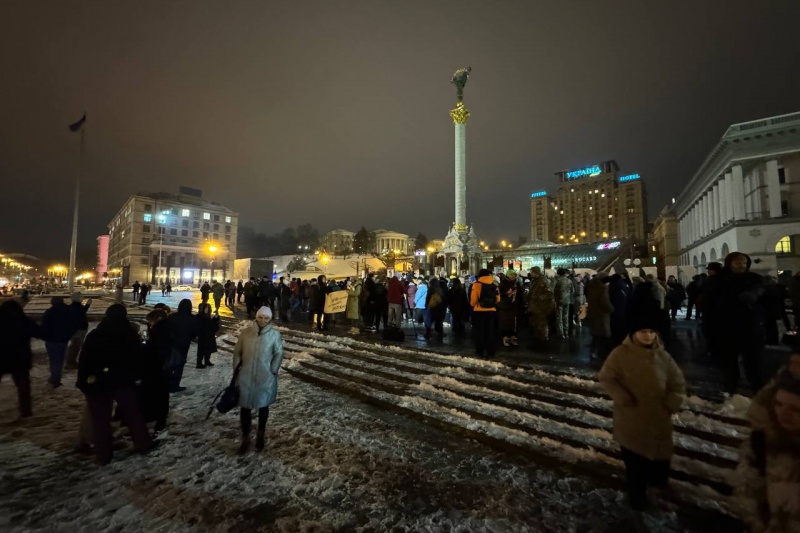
<box><xmin>0</xmin><ymin>325</ymin><xmax>745</xmax><ymax>532</ymax></box>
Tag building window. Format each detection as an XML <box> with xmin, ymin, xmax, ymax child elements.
<box><xmin>182</xmin><ymin>209</ymin><xmax>190</xmax><ymax>217</ymax></box>
<box><xmin>782</xmin><ymin>200</ymin><xmax>789</xmax><ymax>216</ymax></box>
<box><xmin>171</xmin><ymin>208</ymin><xmax>178</xmax><ymax>216</ymax></box>
<box><xmin>225</xmin><ymin>225</ymin><xmax>231</xmax><ymax>233</ymax></box>
<box><xmin>203</xmin><ymin>222</ymin><xmax>209</xmax><ymax>230</ymax></box>
<box><xmin>141</xmin><ymin>257</ymin><xmax>149</xmax><ymax>265</ymax></box>
<box><xmin>143</xmin><ymin>225</ymin><xmax>151</xmax><ymax>233</ymax></box>
<box><xmin>225</xmin><ymin>216</ymin><xmax>232</xmax><ymax>223</ymax></box>
<box><xmin>213</xmin><ymin>215</ymin><xmax>220</xmax><ymax>222</ymax></box>
<box><xmin>193</xmin><ymin>231</ymin><xmax>199</xmax><ymax>238</ymax></box>
<box><xmin>203</xmin><ymin>232</ymin><xmax>209</xmax><ymax>239</ymax></box>
<box><xmin>193</xmin><ymin>221</ymin><xmax>199</xmax><ymax>229</ymax></box>
<box><xmin>203</xmin><ymin>212</ymin><xmax>210</xmax><ymax>220</ymax></box>
<box><xmin>213</xmin><ymin>233</ymin><xmax>219</xmax><ymax>240</ymax></box>
<box><xmin>776</xmin><ymin>236</ymin><xmax>791</xmax><ymax>254</ymax></box>
<box><xmin>144</xmin><ymin>204</ymin><xmax>152</xmax><ymax>212</ymax></box>
<box><xmin>181</xmin><ymin>219</ymin><xmax>189</xmax><ymax>227</ymax></box>
<box><xmin>778</xmin><ymin>168</ymin><xmax>786</xmax><ymax>184</ymax></box>
<box><xmin>213</xmin><ymin>224</ymin><xmax>219</xmax><ymax>231</ymax></box>
<box><xmin>143</xmin><ymin>213</ymin><xmax>152</xmax><ymax>222</ymax></box>
<box><xmin>170</xmin><ymin>228</ymin><xmax>177</xmax><ymax>236</ymax></box>
<box><xmin>225</xmin><ymin>235</ymin><xmax>231</xmax><ymax>241</ymax></box>
<box><xmin>181</xmin><ymin>230</ymin><xmax>188</xmax><ymax>237</ymax></box>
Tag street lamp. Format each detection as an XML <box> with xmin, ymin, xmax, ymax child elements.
<box><xmin>206</xmin><ymin>243</ymin><xmax>219</xmax><ymax>280</ymax></box>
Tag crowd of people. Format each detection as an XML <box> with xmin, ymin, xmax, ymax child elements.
<box><xmin>1</xmin><ymin>291</ymin><xmax>283</xmax><ymax>464</ymax></box>
<box><xmin>2</xmin><ymin>251</ymin><xmax>798</xmax><ymax>529</ymax></box>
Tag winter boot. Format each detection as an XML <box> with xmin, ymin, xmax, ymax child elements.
<box><xmin>424</xmin><ymin>328</ymin><xmax>431</xmax><ymax>340</ymax></box>
<box><xmin>238</xmin><ymin>435</ymin><xmax>250</xmax><ymax>454</ymax></box>
<box><xmin>255</xmin><ymin>431</ymin><xmax>266</xmax><ymax>451</ymax></box>
<box><xmin>510</xmin><ymin>336</ymin><xmax>519</xmax><ymax>346</ymax></box>
<box><xmin>502</xmin><ymin>336</ymin><xmax>511</xmax><ymax>347</ymax></box>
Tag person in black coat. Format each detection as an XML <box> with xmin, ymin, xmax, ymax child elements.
<box><xmin>195</xmin><ymin>303</ymin><xmax>220</xmax><ymax>368</ymax></box>
<box><xmin>0</xmin><ymin>300</ymin><xmax>41</xmax><ymax>417</ymax></box>
<box><xmin>704</xmin><ymin>252</ymin><xmax>766</xmax><ymax>394</ymax></box>
<box><xmin>141</xmin><ymin>309</ymin><xmax>173</xmax><ymax>434</ymax></box>
<box><xmin>66</xmin><ymin>292</ymin><xmax>91</xmax><ymax>370</ymax></box>
<box><xmin>41</xmin><ymin>296</ymin><xmax>78</xmax><ymax>388</ymax></box>
<box><xmin>608</xmin><ymin>273</ymin><xmax>632</xmax><ymax>349</ymax></box>
<box><xmin>77</xmin><ymin>304</ymin><xmax>153</xmax><ymax>465</ymax></box>
<box><xmin>309</xmin><ymin>275</ymin><xmax>329</xmax><ymax>331</ymax></box>
<box><xmin>277</xmin><ymin>277</ymin><xmax>292</xmax><ymax>322</ymax></box>
<box><xmin>424</xmin><ymin>278</ymin><xmax>446</xmax><ymax>341</ymax></box>
<box><xmin>448</xmin><ymin>277</ymin><xmax>470</xmax><ymax>336</ymax></box>
<box><xmin>167</xmin><ymin>299</ymin><xmax>198</xmax><ymax>392</ymax></box>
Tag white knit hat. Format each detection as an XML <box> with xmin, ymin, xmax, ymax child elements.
<box><xmin>256</xmin><ymin>306</ymin><xmax>272</xmax><ymax>318</ymax></box>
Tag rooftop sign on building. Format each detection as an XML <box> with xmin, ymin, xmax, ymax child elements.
<box><xmin>531</xmin><ymin>190</ymin><xmax>548</xmax><ymax>198</ymax></box>
<box><xmin>619</xmin><ymin>173</ymin><xmax>640</xmax><ymax>183</ymax></box>
<box><xmin>565</xmin><ymin>165</ymin><xmax>601</xmax><ymax>179</ymax></box>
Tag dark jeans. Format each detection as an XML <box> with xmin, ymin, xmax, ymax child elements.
<box><xmin>86</xmin><ymin>387</ymin><xmax>152</xmax><ymax>464</ymax></box>
<box><xmin>169</xmin><ymin>349</ymin><xmax>189</xmax><ymax>391</ymax></box>
<box><xmin>0</xmin><ymin>371</ymin><xmax>32</xmax><ymax>416</ymax></box>
<box><xmin>473</xmin><ymin>311</ymin><xmax>497</xmax><ymax>357</ymax></box>
<box><xmin>45</xmin><ymin>341</ymin><xmax>68</xmax><ymax>385</ymax></box>
<box><xmin>374</xmin><ymin>303</ymin><xmax>388</xmax><ymax>330</ymax></box>
<box><xmin>685</xmin><ymin>299</ymin><xmax>699</xmax><ymax>320</ymax></box>
<box><xmin>240</xmin><ymin>407</ymin><xmax>269</xmax><ymax>435</ymax></box>
<box><xmin>621</xmin><ymin>447</ymin><xmax>670</xmax><ymax>511</ymax></box>
<box><xmin>715</xmin><ymin>331</ymin><xmax>764</xmax><ymax>394</ymax></box>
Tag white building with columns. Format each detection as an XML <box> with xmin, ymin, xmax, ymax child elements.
<box><xmin>675</xmin><ymin>111</ymin><xmax>800</xmax><ymax>275</ymax></box>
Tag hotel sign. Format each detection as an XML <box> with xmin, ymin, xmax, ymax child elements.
<box><xmin>619</xmin><ymin>173</ymin><xmax>640</xmax><ymax>183</ymax></box>
<box><xmin>531</xmin><ymin>191</ymin><xmax>547</xmax><ymax>198</ymax></box>
<box><xmin>566</xmin><ymin>165</ymin><xmax>601</xmax><ymax>179</ymax></box>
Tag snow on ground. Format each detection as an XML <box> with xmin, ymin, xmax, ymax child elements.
<box><xmin>0</xmin><ymin>332</ymin><xmax>727</xmax><ymax>532</ymax></box>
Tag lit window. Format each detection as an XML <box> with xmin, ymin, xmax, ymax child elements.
<box><xmin>143</xmin><ymin>214</ymin><xmax>152</xmax><ymax>222</ymax></box>
<box><xmin>203</xmin><ymin>212</ymin><xmax>210</xmax><ymax>220</ymax></box>
<box><xmin>776</xmin><ymin>236</ymin><xmax>792</xmax><ymax>254</ymax></box>
<box><xmin>182</xmin><ymin>209</ymin><xmax>190</xmax><ymax>217</ymax></box>
<box><xmin>225</xmin><ymin>216</ymin><xmax>231</xmax><ymax>223</ymax></box>
<box><xmin>608</xmin><ymin>215</ymin><xmax>613</xmax><ymax>219</ymax></box>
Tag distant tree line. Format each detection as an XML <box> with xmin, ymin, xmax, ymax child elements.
<box><xmin>237</xmin><ymin>224</ymin><xmax>320</xmax><ymax>258</ymax></box>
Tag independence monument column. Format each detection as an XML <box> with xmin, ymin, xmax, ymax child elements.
<box><xmin>450</xmin><ymin>67</ymin><xmax>471</xmax><ymax>232</ymax></box>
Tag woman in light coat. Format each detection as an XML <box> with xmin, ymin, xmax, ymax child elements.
<box><xmin>598</xmin><ymin>312</ymin><xmax>685</xmax><ymax>512</ymax></box>
<box><xmin>346</xmin><ymin>278</ymin><xmax>362</xmax><ymax>328</ymax></box>
<box><xmin>232</xmin><ymin>306</ymin><xmax>284</xmax><ymax>453</ymax></box>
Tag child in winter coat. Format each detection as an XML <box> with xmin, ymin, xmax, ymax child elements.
<box><xmin>598</xmin><ymin>311</ymin><xmax>686</xmax><ymax>511</ymax></box>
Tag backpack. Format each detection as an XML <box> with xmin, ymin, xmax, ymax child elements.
<box><xmin>429</xmin><ymin>291</ymin><xmax>443</xmax><ymax>309</ymax></box>
<box><xmin>477</xmin><ymin>282</ymin><xmax>497</xmax><ymax>308</ymax></box>
<box><xmin>381</xmin><ymin>326</ymin><xmax>405</xmax><ymax>342</ymax></box>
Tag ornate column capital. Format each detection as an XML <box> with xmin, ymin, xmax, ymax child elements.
<box><xmin>450</xmin><ymin>102</ymin><xmax>470</xmax><ymax>125</ymax></box>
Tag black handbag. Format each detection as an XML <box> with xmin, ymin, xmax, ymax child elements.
<box><xmin>206</xmin><ymin>362</ymin><xmax>242</xmax><ymax>419</ymax></box>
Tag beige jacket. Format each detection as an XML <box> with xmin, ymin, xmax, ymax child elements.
<box><xmin>598</xmin><ymin>335</ymin><xmax>686</xmax><ymax>460</ymax></box>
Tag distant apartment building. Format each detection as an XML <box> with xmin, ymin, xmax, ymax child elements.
<box><xmin>320</xmin><ymin>229</ymin><xmax>355</xmax><ymax>254</ymax></box>
<box><xmin>530</xmin><ymin>160</ymin><xmax>648</xmax><ymax>244</ymax></box>
<box><xmin>106</xmin><ymin>188</ymin><xmax>238</xmax><ymax>286</ymax></box>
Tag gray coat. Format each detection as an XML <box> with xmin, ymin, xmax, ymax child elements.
<box><xmin>233</xmin><ymin>322</ymin><xmax>284</xmax><ymax>409</ymax></box>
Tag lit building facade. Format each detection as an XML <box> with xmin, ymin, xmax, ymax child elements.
<box><xmin>674</xmin><ymin>111</ymin><xmax>800</xmax><ymax>275</ymax></box>
<box><xmin>320</xmin><ymin>229</ymin><xmax>354</xmax><ymax>255</ymax></box>
<box><xmin>373</xmin><ymin>230</ymin><xmax>410</xmax><ymax>255</ymax></box>
<box><xmin>650</xmin><ymin>206</ymin><xmax>680</xmax><ymax>278</ymax></box>
<box><xmin>530</xmin><ymin>160</ymin><xmax>648</xmax><ymax>245</ymax></box>
<box><xmin>107</xmin><ymin>189</ymin><xmax>238</xmax><ymax>286</ymax></box>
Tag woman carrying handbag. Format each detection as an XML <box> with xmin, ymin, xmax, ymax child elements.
<box><xmin>231</xmin><ymin>306</ymin><xmax>284</xmax><ymax>454</ymax></box>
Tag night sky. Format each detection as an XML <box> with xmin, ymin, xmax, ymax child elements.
<box><xmin>2</xmin><ymin>1</ymin><xmax>800</xmax><ymax>263</ymax></box>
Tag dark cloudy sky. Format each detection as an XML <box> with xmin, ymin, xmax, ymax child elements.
<box><xmin>2</xmin><ymin>1</ymin><xmax>800</xmax><ymax>262</ymax></box>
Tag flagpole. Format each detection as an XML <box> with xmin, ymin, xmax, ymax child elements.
<box><xmin>67</xmin><ymin>121</ymin><xmax>84</xmax><ymax>293</ymax></box>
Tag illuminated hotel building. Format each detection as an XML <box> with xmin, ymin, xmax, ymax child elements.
<box><xmin>530</xmin><ymin>160</ymin><xmax>648</xmax><ymax>244</ymax></box>
<box><xmin>106</xmin><ymin>188</ymin><xmax>238</xmax><ymax>286</ymax></box>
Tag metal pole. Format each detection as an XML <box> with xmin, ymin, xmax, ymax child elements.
<box><xmin>67</xmin><ymin>125</ymin><xmax>84</xmax><ymax>293</ymax></box>
<box><xmin>157</xmin><ymin>201</ymin><xmax>163</xmax><ymax>284</ymax></box>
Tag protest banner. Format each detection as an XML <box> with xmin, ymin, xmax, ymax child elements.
<box><xmin>323</xmin><ymin>290</ymin><xmax>349</xmax><ymax>314</ymax></box>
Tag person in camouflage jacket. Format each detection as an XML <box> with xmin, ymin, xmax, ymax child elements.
<box><xmin>526</xmin><ymin>267</ymin><xmax>555</xmax><ymax>342</ymax></box>
<box><xmin>553</xmin><ymin>268</ymin><xmax>574</xmax><ymax>339</ymax></box>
